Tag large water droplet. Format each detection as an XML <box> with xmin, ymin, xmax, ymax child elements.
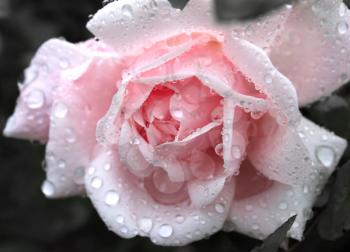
<box><xmin>104</xmin><ymin>190</ymin><xmax>120</xmax><ymax>206</ymax></box>
<box><xmin>41</xmin><ymin>180</ymin><xmax>55</xmax><ymax>197</ymax></box>
<box><xmin>337</xmin><ymin>21</ymin><xmax>349</xmax><ymax>34</ymax></box>
<box><xmin>26</xmin><ymin>90</ymin><xmax>45</xmax><ymax>109</ymax></box>
<box><xmin>54</xmin><ymin>103</ymin><xmax>68</xmax><ymax>118</ymax></box>
<box><xmin>158</xmin><ymin>224</ymin><xmax>173</xmax><ymax>238</ymax></box>
<box><xmin>316</xmin><ymin>146</ymin><xmax>335</xmax><ymax>168</ymax></box>
<box><xmin>138</xmin><ymin>218</ymin><xmax>153</xmax><ymax>233</ymax></box>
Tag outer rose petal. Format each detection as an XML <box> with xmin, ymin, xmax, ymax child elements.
<box><xmin>85</xmin><ymin>146</ymin><xmax>235</xmax><ymax>246</ymax></box>
<box><xmin>3</xmin><ymin>39</ymin><xmax>89</xmax><ymax>142</ymax></box>
<box><xmin>227</xmin><ymin>117</ymin><xmax>347</xmax><ymax>240</ymax></box>
<box><xmin>269</xmin><ymin>0</ymin><xmax>350</xmax><ymax>106</ymax></box>
<box><xmin>88</xmin><ymin>0</ymin><xmax>291</xmax><ymax>55</ymax></box>
<box><xmin>44</xmin><ymin>54</ymin><xmax>122</xmax><ymax>197</ymax></box>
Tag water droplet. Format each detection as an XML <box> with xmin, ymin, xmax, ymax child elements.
<box><xmin>211</xmin><ymin>106</ymin><xmax>222</xmax><ymax>122</ymax></box>
<box><xmin>252</xmin><ymin>224</ymin><xmax>260</xmax><ymax>230</ymax></box>
<box><xmin>26</xmin><ymin>90</ymin><xmax>45</xmax><ymax>109</ymax></box>
<box><xmin>175</xmin><ymin>215</ymin><xmax>185</xmax><ymax>224</ymax></box>
<box><xmin>316</xmin><ymin>146</ymin><xmax>335</xmax><ymax>168</ymax></box>
<box><xmin>104</xmin><ymin>163</ymin><xmax>111</xmax><ymax>171</ymax></box>
<box><xmin>59</xmin><ymin>59</ymin><xmax>69</xmax><ymax>69</ymax></box>
<box><xmin>215</xmin><ymin>203</ymin><xmax>225</xmax><ymax>214</ymax></box>
<box><xmin>158</xmin><ymin>224</ymin><xmax>173</xmax><ymax>238</ymax></box>
<box><xmin>138</xmin><ymin>218</ymin><xmax>153</xmax><ymax>233</ymax></box>
<box><xmin>53</xmin><ymin>103</ymin><xmax>68</xmax><ymax>118</ymax></box>
<box><xmin>231</xmin><ymin>146</ymin><xmax>242</xmax><ymax>159</ymax></box>
<box><xmin>104</xmin><ymin>190</ymin><xmax>120</xmax><ymax>206</ymax></box>
<box><xmin>172</xmin><ymin>109</ymin><xmax>184</xmax><ymax>120</ymax></box>
<box><xmin>57</xmin><ymin>159</ymin><xmax>66</xmax><ymax>169</ymax></box>
<box><xmin>65</xmin><ymin>128</ymin><xmax>76</xmax><ymax>143</ymax></box>
<box><xmin>116</xmin><ymin>215</ymin><xmax>125</xmax><ymax>224</ymax></box>
<box><xmin>278</xmin><ymin>202</ymin><xmax>288</xmax><ymax>210</ymax></box>
<box><xmin>87</xmin><ymin>166</ymin><xmax>95</xmax><ymax>175</ymax></box>
<box><xmin>215</xmin><ymin>143</ymin><xmax>224</xmax><ymax>156</ymax></box>
<box><xmin>91</xmin><ymin>177</ymin><xmax>103</xmax><ymax>189</ymax></box>
<box><xmin>337</xmin><ymin>21</ymin><xmax>348</xmax><ymax>34</ymax></box>
<box><xmin>245</xmin><ymin>204</ymin><xmax>253</xmax><ymax>211</ymax></box>
<box><xmin>264</xmin><ymin>74</ymin><xmax>272</xmax><ymax>84</ymax></box>
<box><xmin>122</xmin><ymin>4</ymin><xmax>133</xmax><ymax>18</ymax></box>
<box><xmin>129</xmin><ymin>137</ymin><xmax>140</xmax><ymax>145</ymax></box>
<box><xmin>41</xmin><ymin>180</ymin><xmax>55</xmax><ymax>197</ymax></box>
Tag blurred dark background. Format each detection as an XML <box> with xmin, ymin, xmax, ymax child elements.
<box><xmin>1</xmin><ymin>0</ymin><xmax>350</xmax><ymax>252</ymax></box>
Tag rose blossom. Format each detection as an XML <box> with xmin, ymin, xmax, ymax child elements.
<box><xmin>3</xmin><ymin>0</ymin><xmax>350</xmax><ymax>246</ymax></box>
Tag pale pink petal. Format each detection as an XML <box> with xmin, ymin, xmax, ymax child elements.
<box><xmin>3</xmin><ymin>39</ymin><xmax>90</xmax><ymax>141</ymax></box>
<box><xmin>269</xmin><ymin>0</ymin><xmax>350</xmax><ymax>106</ymax></box>
<box><xmin>228</xmin><ymin>117</ymin><xmax>346</xmax><ymax>240</ymax></box>
<box><xmin>88</xmin><ymin>0</ymin><xmax>291</xmax><ymax>56</ymax></box>
<box><xmin>85</xmin><ymin>146</ymin><xmax>235</xmax><ymax>246</ymax></box>
<box><xmin>222</xmin><ymin>38</ymin><xmax>299</xmax><ymax>126</ymax></box>
<box><xmin>188</xmin><ymin>177</ymin><xmax>226</xmax><ymax>208</ymax></box>
<box><xmin>44</xmin><ymin>55</ymin><xmax>122</xmax><ymax>197</ymax></box>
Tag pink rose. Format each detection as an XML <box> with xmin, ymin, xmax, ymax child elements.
<box><xmin>4</xmin><ymin>0</ymin><xmax>350</xmax><ymax>246</ymax></box>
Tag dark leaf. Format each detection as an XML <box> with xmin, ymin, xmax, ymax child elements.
<box><xmin>215</xmin><ymin>0</ymin><xmax>294</xmax><ymax>21</ymax></box>
<box><xmin>251</xmin><ymin>215</ymin><xmax>296</xmax><ymax>252</ymax></box>
<box><xmin>318</xmin><ymin>160</ymin><xmax>350</xmax><ymax>240</ymax></box>
<box><xmin>169</xmin><ymin>0</ymin><xmax>189</xmax><ymax>9</ymax></box>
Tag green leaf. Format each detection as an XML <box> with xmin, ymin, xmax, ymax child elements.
<box><xmin>318</xmin><ymin>160</ymin><xmax>350</xmax><ymax>240</ymax></box>
<box><xmin>251</xmin><ymin>215</ymin><xmax>296</xmax><ymax>252</ymax></box>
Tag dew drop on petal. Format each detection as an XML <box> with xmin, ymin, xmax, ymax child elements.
<box><xmin>91</xmin><ymin>176</ymin><xmax>103</xmax><ymax>189</ymax></box>
<box><xmin>41</xmin><ymin>180</ymin><xmax>55</xmax><ymax>197</ymax></box>
<box><xmin>138</xmin><ymin>218</ymin><xmax>153</xmax><ymax>233</ymax></box>
<box><xmin>175</xmin><ymin>215</ymin><xmax>185</xmax><ymax>224</ymax></box>
<box><xmin>337</xmin><ymin>21</ymin><xmax>349</xmax><ymax>34</ymax></box>
<box><xmin>104</xmin><ymin>190</ymin><xmax>120</xmax><ymax>206</ymax></box>
<box><xmin>172</xmin><ymin>109</ymin><xmax>184</xmax><ymax>120</ymax></box>
<box><xmin>231</xmin><ymin>146</ymin><xmax>242</xmax><ymax>159</ymax></box>
<box><xmin>54</xmin><ymin>103</ymin><xmax>68</xmax><ymax>118</ymax></box>
<box><xmin>116</xmin><ymin>215</ymin><xmax>125</xmax><ymax>224</ymax></box>
<box><xmin>158</xmin><ymin>224</ymin><xmax>173</xmax><ymax>238</ymax></box>
<box><xmin>129</xmin><ymin>137</ymin><xmax>140</xmax><ymax>145</ymax></box>
<box><xmin>26</xmin><ymin>90</ymin><xmax>45</xmax><ymax>109</ymax></box>
<box><xmin>215</xmin><ymin>143</ymin><xmax>224</xmax><ymax>157</ymax></box>
<box><xmin>316</xmin><ymin>146</ymin><xmax>335</xmax><ymax>168</ymax></box>
<box><xmin>278</xmin><ymin>202</ymin><xmax>288</xmax><ymax>210</ymax></box>
<box><xmin>252</xmin><ymin>224</ymin><xmax>260</xmax><ymax>230</ymax></box>
<box><xmin>215</xmin><ymin>203</ymin><xmax>225</xmax><ymax>214</ymax></box>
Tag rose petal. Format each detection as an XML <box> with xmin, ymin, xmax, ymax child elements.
<box><xmin>44</xmin><ymin>54</ymin><xmax>122</xmax><ymax>197</ymax></box>
<box><xmin>85</xmin><ymin>146</ymin><xmax>235</xmax><ymax>246</ymax></box>
<box><xmin>228</xmin><ymin>118</ymin><xmax>346</xmax><ymax>240</ymax></box>
<box><xmin>88</xmin><ymin>0</ymin><xmax>291</xmax><ymax>55</ymax></box>
<box><xmin>3</xmin><ymin>39</ymin><xmax>90</xmax><ymax>142</ymax></box>
<box><xmin>248</xmin><ymin>115</ymin><xmax>346</xmax><ymax>186</ymax></box>
<box><xmin>269</xmin><ymin>0</ymin><xmax>350</xmax><ymax>106</ymax></box>
<box><xmin>222</xmin><ymin>38</ymin><xmax>299</xmax><ymax>126</ymax></box>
